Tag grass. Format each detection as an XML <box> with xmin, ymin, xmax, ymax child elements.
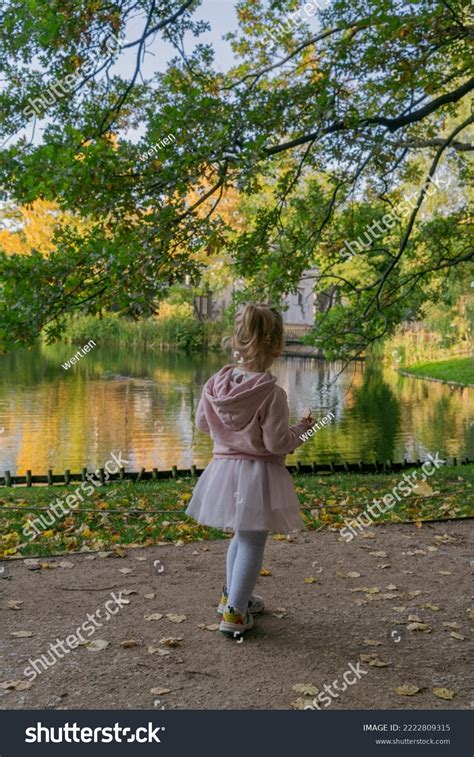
<box><xmin>1</xmin><ymin>465</ymin><xmax>473</xmax><ymax>560</ymax></box>
<box><xmin>400</xmin><ymin>357</ymin><xmax>473</xmax><ymax>385</ymax></box>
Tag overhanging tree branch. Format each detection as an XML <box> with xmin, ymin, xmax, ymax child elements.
<box><xmin>266</xmin><ymin>78</ymin><xmax>474</xmax><ymax>157</ymax></box>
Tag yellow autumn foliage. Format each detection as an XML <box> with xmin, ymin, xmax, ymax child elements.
<box><xmin>0</xmin><ymin>199</ymin><xmax>87</xmax><ymax>257</ymax></box>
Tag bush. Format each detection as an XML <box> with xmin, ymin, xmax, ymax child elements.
<box><xmin>60</xmin><ymin>305</ymin><xmax>228</xmax><ymax>352</ymax></box>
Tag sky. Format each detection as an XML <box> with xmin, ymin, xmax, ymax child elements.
<box><xmin>121</xmin><ymin>0</ymin><xmax>240</xmax><ymax>76</ymax></box>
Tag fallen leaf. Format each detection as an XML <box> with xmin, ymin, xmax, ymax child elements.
<box><xmin>374</xmin><ymin>592</ymin><xmax>399</xmax><ymax>601</ymax></box>
<box><xmin>122</xmin><ymin>589</ymin><xmax>138</xmax><ymax>596</ymax></box>
<box><xmin>198</xmin><ymin>623</ymin><xmax>219</xmax><ymax>631</ymax></box>
<box><xmin>144</xmin><ymin>593</ymin><xmax>156</xmax><ymax>599</ymax></box>
<box><xmin>392</xmin><ymin>606</ymin><xmax>406</xmax><ymax>612</ymax></box>
<box><xmin>148</xmin><ymin>646</ymin><xmax>170</xmax><ymax>656</ymax></box>
<box><xmin>377</xmin><ymin>563</ymin><xmax>391</xmax><ymax>569</ymax></box>
<box><xmin>16</xmin><ymin>680</ymin><xmax>33</xmax><ymax>691</ymax></box>
<box><xmin>363</xmin><ymin>639</ymin><xmax>382</xmax><ymax>646</ymax></box>
<box><xmin>413</xmin><ymin>481</ymin><xmax>434</xmax><ymax>497</ymax></box>
<box><xmin>58</xmin><ymin>560</ymin><xmax>74</xmax><ymax>569</ymax></box>
<box><xmin>369</xmin><ymin>551</ymin><xmax>387</xmax><ymax>557</ymax></box>
<box><xmin>337</xmin><ymin>571</ymin><xmax>361</xmax><ymax>578</ymax></box>
<box><xmin>395</xmin><ymin>684</ymin><xmax>421</xmax><ymax>696</ymax></box>
<box><xmin>121</xmin><ymin>640</ymin><xmax>140</xmax><ymax>648</ymax></box>
<box><xmin>259</xmin><ymin>569</ymin><xmax>272</xmax><ymax>576</ymax></box>
<box><xmin>160</xmin><ymin>637</ymin><xmax>182</xmax><ymax>647</ymax></box>
<box><xmin>369</xmin><ymin>659</ymin><xmax>391</xmax><ymax>667</ymax></box>
<box><xmin>166</xmin><ymin>613</ymin><xmax>186</xmax><ymax>623</ymax></box>
<box><xmin>145</xmin><ymin>613</ymin><xmax>163</xmax><ymax>622</ymax></box>
<box><xmin>439</xmin><ymin>570</ymin><xmax>452</xmax><ymax>576</ymax></box>
<box><xmin>407</xmin><ymin>590</ymin><xmax>422</xmax><ymax>597</ymax></box>
<box><xmin>84</xmin><ymin>639</ymin><xmax>110</xmax><ymax>651</ymax></box>
<box><xmin>432</xmin><ymin>687</ymin><xmax>454</xmax><ymax>700</ymax></box>
<box><xmin>407</xmin><ymin>622</ymin><xmax>431</xmax><ymax>633</ymax></box>
<box><xmin>450</xmin><ymin>632</ymin><xmax>465</xmax><ymax>641</ymax></box>
<box><xmin>118</xmin><ymin>568</ymin><xmax>132</xmax><ymax>574</ymax></box>
<box><xmin>467</xmin><ymin>608</ymin><xmax>474</xmax><ymax>621</ymax></box>
<box><xmin>304</xmin><ymin>577</ymin><xmax>317</xmax><ymax>584</ymax></box>
<box><xmin>422</xmin><ymin>603</ymin><xmax>441</xmax><ymax>612</ymax></box>
<box><xmin>11</xmin><ymin>630</ymin><xmax>33</xmax><ymax>638</ymax></box>
<box><xmin>443</xmin><ymin>622</ymin><xmax>460</xmax><ymax>629</ymax></box>
<box><xmin>0</xmin><ymin>680</ymin><xmax>33</xmax><ymax>691</ymax></box>
<box><xmin>291</xmin><ymin>697</ymin><xmax>314</xmax><ymax>710</ymax></box>
<box><xmin>133</xmin><ymin>555</ymin><xmax>148</xmax><ymax>562</ymax></box>
<box><xmin>292</xmin><ymin>683</ymin><xmax>319</xmax><ymax>695</ymax></box>
<box><xmin>408</xmin><ymin>614</ymin><xmax>422</xmax><ymax>623</ymax></box>
<box><xmin>386</xmin><ymin>584</ymin><xmax>397</xmax><ymax>591</ymax></box>
<box><xmin>434</xmin><ymin>534</ymin><xmax>456</xmax><ymax>544</ymax></box>
<box><xmin>150</xmin><ymin>687</ymin><xmax>171</xmax><ymax>696</ymax></box>
<box><xmin>7</xmin><ymin>600</ymin><xmax>23</xmax><ymax>610</ymax></box>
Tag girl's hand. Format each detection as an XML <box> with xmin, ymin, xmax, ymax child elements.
<box><xmin>300</xmin><ymin>407</ymin><xmax>314</xmax><ymax>426</ymax></box>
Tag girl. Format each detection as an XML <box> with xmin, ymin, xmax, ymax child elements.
<box><xmin>186</xmin><ymin>304</ymin><xmax>314</xmax><ymax>637</ymax></box>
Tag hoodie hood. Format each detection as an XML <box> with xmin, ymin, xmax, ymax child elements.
<box><xmin>204</xmin><ymin>364</ymin><xmax>277</xmax><ymax>431</ymax></box>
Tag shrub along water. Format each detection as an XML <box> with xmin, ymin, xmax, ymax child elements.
<box><xmin>61</xmin><ymin>306</ymin><xmax>228</xmax><ymax>352</ymax></box>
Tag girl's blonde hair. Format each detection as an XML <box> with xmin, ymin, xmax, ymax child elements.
<box><xmin>227</xmin><ymin>303</ymin><xmax>284</xmax><ymax>372</ymax></box>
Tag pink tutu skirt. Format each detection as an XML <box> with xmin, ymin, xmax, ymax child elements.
<box><xmin>185</xmin><ymin>458</ymin><xmax>304</xmax><ymax>532</ymax></box>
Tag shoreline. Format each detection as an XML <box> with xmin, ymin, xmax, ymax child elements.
<box><xmin>396</xmin><ymin>368</ymin><xmax>474</xmax><ymax>388</ymax></box>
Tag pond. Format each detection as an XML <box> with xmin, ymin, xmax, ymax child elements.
<box><xmin>0</xmin><ymin>344</ymin><xmax>472</xmax><ymax>475</ymax></box>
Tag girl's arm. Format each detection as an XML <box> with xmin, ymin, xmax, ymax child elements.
<box><xmin>260</xmin><ymin>388</ymin><xmax>311</xmax><ymax>455</ymax></box>
<box><xmin>196</xmin><ymin>395</ymin><xmax>211</xmax><ymax>434</ymax></box>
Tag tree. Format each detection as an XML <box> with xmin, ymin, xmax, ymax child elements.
<box><xmin>0</xmin><ymin>198</ymin><xmax>85</xmax><ymax>255</ymax></box>
<box><xmin>0</xmin><ymin>0</ymin><xmax>472</xmax><ymax>353</ymax></box>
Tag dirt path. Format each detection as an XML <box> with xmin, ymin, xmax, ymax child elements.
<box><xmin>1</xmin><ymin>520</ymin><xmax>473</xmax><ymax>710</ymax></box>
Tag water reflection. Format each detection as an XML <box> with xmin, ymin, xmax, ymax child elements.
<box><xmin>0</xmin><ymin>344</ymin><xmax>472</xmax><ymax>474</ymax></box>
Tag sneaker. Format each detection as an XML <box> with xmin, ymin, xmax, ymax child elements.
<box><xmin>217</xmin><ymin>585</ymin><xmax>265</xmax><ymax>616</ymax></box>
<box><xmin>219</xmin><ymin>605</ymin><xmax>254</xmax><ymax>637</ymax></box>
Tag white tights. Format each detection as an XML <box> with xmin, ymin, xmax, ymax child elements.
<box><xmin>226</xmin><ymin>530</ymin><xmax>268</xmax><ymax>614</ymax></box>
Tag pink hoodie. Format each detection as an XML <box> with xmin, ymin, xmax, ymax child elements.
<box><xmin>196</xmin><ymin>364</ymin><xmax>309</xmax><ymax>466</ymax></box>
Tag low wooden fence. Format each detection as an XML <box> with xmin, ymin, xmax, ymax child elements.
<box><xmin>0</xmin><ymin>457</ymin><xmax>471</xmax><ymax>487</ymax></box>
